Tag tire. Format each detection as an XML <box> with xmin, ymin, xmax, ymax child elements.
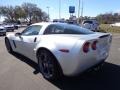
<box><xmin>12</xmin><ymin>29</ymin><xmax>14</xmax><ymax>32</ymax></box>
<box><xmin>37</xmin><ymin>49</ymin><xmax>62</xmax><ymax>80</ymax></box>
<box><xmin>4</xmin><ymin>33</ymin><xmax>6</xmax><ymax>36</ymax></box>
<box><xmin>93</xmin><ymin>61</ymin><xmax>105</xmax><ymax>72</ymax></box>
<box><xmin>5</xmin><ymin>38</ymin><xmax>13</xmax><ymax>53</ymax></box>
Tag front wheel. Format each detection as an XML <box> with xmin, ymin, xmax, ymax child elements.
<box><xmin>12</xmin><ymin>29</ymin><xmax>14</xmax><ymax>32</ymax></box>
<box><xmin>5</xmin><ymin>38</ymin><xmax>13</xmax><ymax>53</ymax></box>
<box><xmin>37</xmin><ymin>49</ymin><xmax>62</xmax><ymax>80</ymax></box>
<box><xmin>3</xmin><ymin>33</ymin><xmax>6</xmax><ymax>36</ymax></box>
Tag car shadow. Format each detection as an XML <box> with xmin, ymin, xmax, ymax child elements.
<box><xmin>12</xmin><ymin>52</ymin><xmax>120</xmax><ymax>90</ymax></box>
<box><xmin>12</xmin><ymin>52</ymin><xmax>40</xmax><ymax>74</ymax></box>
<box><xmin>51</xmin><ymin>62</ymin><xmax>120</xmax><ymax>90</ymax></box>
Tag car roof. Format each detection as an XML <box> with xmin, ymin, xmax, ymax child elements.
<box><xmin>32</xmin><ymin>22</ymin><xmax>52</xmax><ymax>26</ymax></box>
<box><xmin>31</xmin><ymin>22</ymin><xmax>70</xmax><ymax>27</ymax></box>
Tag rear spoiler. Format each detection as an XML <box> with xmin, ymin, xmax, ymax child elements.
<box><xmin>99</xmin><ymin>34</ymin><xmax>110</xmax><ymax>38</ymax></box>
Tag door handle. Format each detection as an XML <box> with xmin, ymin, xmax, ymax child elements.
<box><xmin>34</xmin><ymin>37</ymin><xmax>37</xmax><ymax>42</ymax></box>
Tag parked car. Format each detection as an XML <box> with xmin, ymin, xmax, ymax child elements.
<box><xmin>110</xmin><ymin>22</ymin><xmax>120</xmax><ymax>27</ymax></box>
<box><xmin>3</xmin><ymin>24</ymin><xmax>15</xmax><ymax>32</ymax></box>
<box><xmin>82</xmin><ymin>20</ymin><xmax>99</xmax><ymax>32</ymax></box>
<box><xmin>13</xmin><ymin>23</ymin><xmax>22</xmax><ymax>29</ymax></box>
<box><xmin>14</xmin><ymin>24</ymin><xmax>19</xmax><ymax>29</ymax></box>
<box><xmin>5</xmin><ymin>22</ymin><xmax>112</xmax><ymax>80</ymax></box>
<box><xmin>53</xmin><ymin>19</ymin><xmax>66</xmax><ymax>23</ymax></box>
<box><xmin>0</xmin><ymin>26</ymin><xmax>6</xmax><ymax>36</ymax></box>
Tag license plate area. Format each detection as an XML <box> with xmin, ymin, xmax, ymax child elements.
<box><xmin>98</xmin><ymin>37</ymin><xmax>109</xmax><ymax>48</ymax></box>
<box><xmin>97</xmin><ymin>45</ymin><xmax>108</xmax><ymax>60</ymax></box>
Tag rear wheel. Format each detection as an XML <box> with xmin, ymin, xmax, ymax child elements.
<box><xmin>37</xmin><ymin>49</ymin><xmax>62</xmax><ymax>80</ymax></box>
<box><xmin>5</xmin><ymin>38</ymin><xmax>13</xmax><ymax>53</ymax></box>
<box><xmin>12</xmin><ymin>29</ymin><xmax>14</xmax><ymax>32</ymax></box>
<box><xmin>93</xmin><ymin>61</ymin><xmax>105</xmax><ymax>72</ymax></box>
<box><xmin>3</xmin><ymin>33</ymin><xmax>6</xmax><ymax>36</ymax></box>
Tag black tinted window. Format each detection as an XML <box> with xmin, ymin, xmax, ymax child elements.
<box><xmin>44</xmin><ymin>24</ymin><xmax>93</xmax><ymax>35</ymax></box>
<box><xmin>83</xmin><ymin>21</ymin><xmax>93</xmax><ymax>24</ymax></box>
<box><xmin>44</xmin><ymin>25</ymin><xmax>64</xmax><ymax>34</ymax></box>
<box><xmin>64</xmin><ymin>25</ymin><xmax>93</xmax><ymax>34</ymax></box>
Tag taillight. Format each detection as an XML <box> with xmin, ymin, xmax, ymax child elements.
<box><xmin>92</xmin><ymin>41</ymin><xmax>98</xmax><ymax>50</ymax></box>
<box><xmin>83</xmin><ymin>42</ymin><xmax>90</xmax><ymax>53</ymax></box>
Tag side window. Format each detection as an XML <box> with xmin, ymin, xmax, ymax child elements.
<box><xmin>44</xmin><ymin>25</ymin><xmax>64</xmax><ymax>34</ymax></box>
<box><xmin>21</xmin><ymin>25</ymin><xmax>42</xmax><ymax>36</ymax></box>
<box><xmin>44</xmin><ymin>25</ymin><xmax>55</xmax><ymax>34</ymax></box>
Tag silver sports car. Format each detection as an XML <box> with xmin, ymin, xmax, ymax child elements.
<box><xmin>5</xmin><ymin>22</ymin><xmax>112</xmax><ymax>80</ymax></box>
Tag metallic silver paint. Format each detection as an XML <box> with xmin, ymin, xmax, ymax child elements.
<box><xmin>6</xmin><ymin>22</ymin><xmax>112</xmax><ymax>76</ymax></box>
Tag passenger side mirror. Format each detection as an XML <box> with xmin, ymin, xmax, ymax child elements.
<box><xmin>15</xmin><ymin>32</ymin><xmax>21</xmax><ymax>36</ymax></box>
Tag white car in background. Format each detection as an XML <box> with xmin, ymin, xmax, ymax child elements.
<box><xmin>110</xmin><ymin>22</ymin><xmax>120</xmax><ymax>27</ymax></box>
<box><xmin>3</xmin><ymin>24</ymin><xmax>15</xmax><ymax>32</ymax></box>
<box><xmin>0</xmin><ymin>26</ymin><xmax>6</xmax><ymax>36</ymax></box>
<box><xmin>5</xmin><ymin>22</ymin><xmax>112</xmax><ymax>80</ymax></box>
<box><xmin>82</xmin><ymin>20</ymin><xmax>99</xmax><ymax>32</ymax></box>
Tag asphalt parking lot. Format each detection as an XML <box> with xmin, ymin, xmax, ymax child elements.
<box><xmin>0</xmin><ymin>28</ymin><xmax>120</xmax><ymax>90</ymax></box>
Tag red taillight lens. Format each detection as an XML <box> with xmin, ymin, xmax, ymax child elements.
<box><xmin>92</xmin><ymin>41</ymin><xmax>98</xmax><ymax>50</ymax></box>
<box><xmin>83</xmin><ymin>42</ymin><xmax>90</xmax><ymax>53</ymax></box>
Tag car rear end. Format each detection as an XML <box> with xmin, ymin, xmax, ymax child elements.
<box><xmin>82</xmin><ymin>20</ymin><xmax>99</xmax><ymax>32</ymax></box>
<box><xmin>74</xmin><ymin>33</ymin><xmax>112</xmax><ymax>75</ymax></box>
<box><xmin>5</xmin><ymin>27</ymin><xmax>14</xmax><ymax>32</ymax></box>
<box><xmin>60</xmin><ymin>33</ymin><xmax>112</xmax><ymax>76</ymax></box>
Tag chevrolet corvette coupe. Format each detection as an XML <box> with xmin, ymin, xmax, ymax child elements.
<box><xmin>5</xmin><ymin>22</ymin><xmax>112</xmax><ymax>80</ymax></box>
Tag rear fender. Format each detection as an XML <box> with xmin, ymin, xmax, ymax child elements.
<box><xmin>34</xmin><ymin>42</ymin><xmax>64</xmax><ymax>73</ymax></box>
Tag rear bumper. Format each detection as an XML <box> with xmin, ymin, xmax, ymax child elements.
<box><xmin>69</xmin><ymin>55</ymin><xmax>108</xmax><ymax>76</ymax></box>
<box><xmin>6</xmin><ymin>29</ymin><xmax>14</xmax><ymax>32</ymax></box>
<box><xmin>5</xmin><ymin>27</ymin><xmax>14</xmax><ymax>32</ymax></box>
<box><xmin>0</xmin><ymin>32</ymin><xmax>6</xmax><ymax>35</ymax></box>
<box><xmin>56</xmin><ymin>49</ymin><xmax>109</xmax><ymax>76</ymax></box>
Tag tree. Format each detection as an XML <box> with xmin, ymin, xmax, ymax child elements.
<box><xmin>41</xmin><ymin>11</ymin><xmax>49</xmax><ymax>21</ymax></box>
<box><xmin>14</xmin><ymin>6</ymin><xmax>26</xmax><ymax>21</ymax></box>
<box><xmin>0</xmin><ymin>6</ymin><xmax>15</xmax><ymax>22</ymax></box>
<box><xmin>0</xmin><ymin>3</ymin><xmax>49</xmax><ymax>23</ymax></box>
<box><xmin>96</xmin><ymin>12</ymin><xmax>120</xmax><ymax>24</ymax></box>
<box><xmin>22</xmin><ymin>3</ymin><xmax>46</xmax><ymax>23</ymax></box>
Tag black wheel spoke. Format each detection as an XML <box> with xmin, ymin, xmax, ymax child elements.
<box><xmin>37</xmin><ymin>49</ymin><xmax>61</xmax><ymax>80</ymax></box>
<box><xmin>5</xmin><ymin>39</ymin><xmax>12</xmax><ymax>53</ymax></box>
<box><xmin>38</xmin><ymin>51</ymin><xmax>54</xmax><ymax>78</ymax></box>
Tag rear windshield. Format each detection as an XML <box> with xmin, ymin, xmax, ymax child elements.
<box><xmin>83</xmin><ymin>21</ymin><xmax>93</xmax><ymax>24</ymax></box>
<box><xmin>64</xmin><ymin>25</ymin><xmax>93</xmax><ymax>34</ymax></box>
<box><xmin>44</xmin><ymin>24</ymin><xmax>94</xmax><ymax>35</ymax></box>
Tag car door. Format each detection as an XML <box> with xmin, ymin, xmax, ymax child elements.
<box><xmin>19</xmin><ymin>25</ymin><xmax>42</xmax><ymax>62</ymax></box>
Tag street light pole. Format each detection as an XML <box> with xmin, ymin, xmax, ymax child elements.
<box><xmin>47</xmin><ymin>6</ymin><xmax>50</xmax><ymax>21</ymax></box>
<box><xmin>59</xmin><ymin>0</ymin><xmax>61</xmax><ymax>19</ymax></box>
<box><xmin>78</xmin><ymin>0</ymin><xmax>81</xmax><ymax>24</ymax></box>
<box><xmin>81</xmin><ymin>1</ymin><xmax>83</xmax><ymax>23</ymax></box>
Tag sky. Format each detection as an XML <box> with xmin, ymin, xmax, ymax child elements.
<box><xmin>0</xmin><ymin>0</ymin><xmax>120</xmax><ymax>21</ymax></box>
